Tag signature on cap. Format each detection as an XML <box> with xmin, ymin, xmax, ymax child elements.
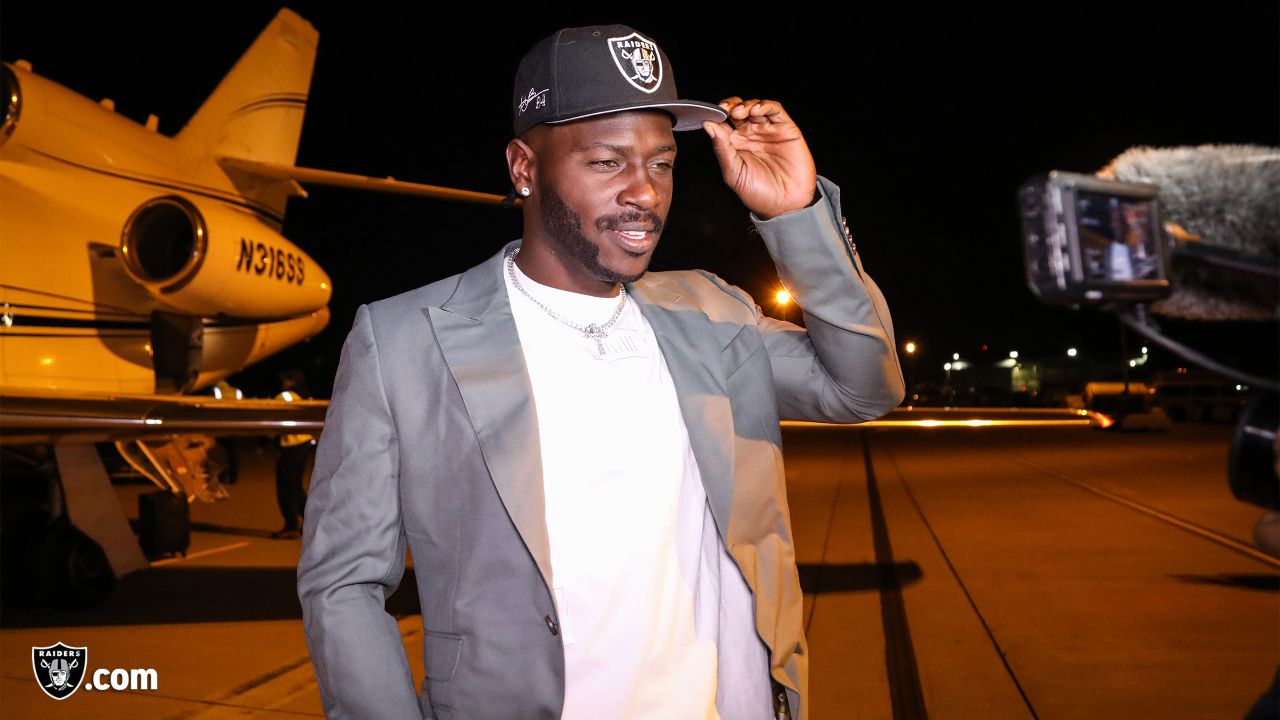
<box><xmin>520</xmin><ymin>88</ymin><xmax>550</xmax><ymax>113</ymax></box>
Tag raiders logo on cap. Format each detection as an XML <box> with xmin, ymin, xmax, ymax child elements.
<box><xmin>607</xmin><ymin>32</ymin><xmax>663</xmax><ymax>94</ymax></box>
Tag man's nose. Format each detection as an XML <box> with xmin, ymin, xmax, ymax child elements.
<box><xmin>618</xmin><ymin>167</ymin><xmax>661</xmax><ymax>210</ymax></box>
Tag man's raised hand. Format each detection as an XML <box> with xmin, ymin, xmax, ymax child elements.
<box><xmin>703</xmin><ymin>97</ymin><xmax>817</xmax><ymax>220</ymax></box>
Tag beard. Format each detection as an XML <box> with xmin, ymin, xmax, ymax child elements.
<box><xmin>539</xmin><ymin>180</ymin><xmax>665</xmax><ymax>285</ymax></box>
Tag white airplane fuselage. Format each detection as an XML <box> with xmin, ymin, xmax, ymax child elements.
<box><xmin>0</xmin><ymin>13</ymin><xmax>331</xmax><ymax>395</ymax></box>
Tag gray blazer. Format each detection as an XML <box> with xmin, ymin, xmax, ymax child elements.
<box><xmin>298</xmin><ymin>176</ymin><xmax>904</xmax><ymax>720</ymax></box>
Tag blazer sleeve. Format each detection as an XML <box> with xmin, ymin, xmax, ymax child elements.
<box><xmin>747</xmin><ymin>175</ymin><xmax>906</xmax><ymax>422</ymax></box>
<box><xmin>297</xmin><ymin>303</ymin><xmax>424</xmax><ymax>719</ymax></box>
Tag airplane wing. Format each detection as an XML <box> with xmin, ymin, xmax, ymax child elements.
<box><xmin>0</xmin><ymin>387</ymin><xmax>327</xmax><ymax>445</ymax></box>
<box><xmin>786</xmin><ymin>407</ymin><xmax>1100</xmax><ymax>429</ymax></box>
<box><xmin>217</xmin><ymin>156</ymin><xmax>520</xmax><ymax>207</ymax></box>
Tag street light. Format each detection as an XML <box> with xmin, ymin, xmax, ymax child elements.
<box><xmin>1067</xmin><ymin>347</ymin><xmax>1078</xmax><ymax>358</ymax></box>
<box><xmin>904</xmin><ymin>341</ymin><xmax>917</xmax><ymax>397</ymax></box>
<box><xmin>1009</xmin><ymin>350</ymin><xmax>1019</xmax><ymax>359</ymax></box>
<box><xmin>774</xmin><ymin>288</ymin><xmax>792</xmax><ymax>322</ymax></box>
<box><xmin>952</xmin><ymin>353</ymin><xmax>960</xmax><ymax>361</ymax></box>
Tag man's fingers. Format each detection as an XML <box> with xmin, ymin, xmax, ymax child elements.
<box><xmin>702</xmin><ymin>120</ymin><xmax>741</xmax><ymax>183</ymax></box>
<box><xmin>717</xmin><ymin>98</ymin><xmax>793</xmax><ymax>128</ymax></box>
<box><xmin>703</xmin><ymin>120</ymin><xmax>734</xmax><ymax>158</ymax></box>
<box><xmin>718</xmin><ymin>97</ymin><xmax>758</xmax><ymax>129</ymax></box>
<box><xmin>746</xmin><ymin>100</ymin><xmax>788</xmax><ymax>124</ymax></box>
<box><xmin>717</xmin><ymin>96</ymin><xmax>744</xmax><ymax>111</ymax></box>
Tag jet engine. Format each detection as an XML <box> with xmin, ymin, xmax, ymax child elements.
<box><xmin>119</xmin><ymin>194</ymin><xmax>331</xmax><ymax>318</ymax></box>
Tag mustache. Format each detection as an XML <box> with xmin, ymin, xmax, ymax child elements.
<box><xmin>595</xmin><ymin>211</ymin><xmax>665</xmax><ymax>234</ymax></box>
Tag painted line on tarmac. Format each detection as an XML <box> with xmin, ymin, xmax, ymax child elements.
<box><xmin>150</xmin><ymin>541</ymin><xmax>251</xmax><ymax>567</ymax></box>
<box><xmin>1003</xmin><ymin>452</ymin><xmax>1280</xmax><ymax>569</ymax></box>
<box><xmin>802</xmin><ymin>433</ymin><xmax>854</xmax><ymax>636</ymax></box>
<box><xmin>163</xmin><ymin>656</ymin><xmax>317</xmax><ymax>720</ymax></box>
<box><xmin>862</xmin><ymin>433</ymin><xmax>928</xmax><ymax>719</ymax></box>
<box><xmin>880</xmin><ymin>441</ymin><xmax>1041</xmax><ymax>720</ymax></box>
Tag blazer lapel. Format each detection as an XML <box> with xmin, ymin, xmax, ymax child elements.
<box><xmin>628</xmin><ymin>275</ymin><xmax>737</xmax><ymax>543</ymax></box>
<box><xmin>426</xmin><ymin>242</ymin><xmax>555</xmax><ymax>595</ymax></box>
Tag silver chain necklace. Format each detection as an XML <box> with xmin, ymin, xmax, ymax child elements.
<box><xmin>506</xmin><ymin>248</ymin><xmax>628</xmax><ymax>356</ymax></box>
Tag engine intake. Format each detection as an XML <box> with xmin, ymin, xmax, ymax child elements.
<box><xmin>120</xmin><ymin>196</ymin><xmax>206</xmax><ymax>290</ymax></box>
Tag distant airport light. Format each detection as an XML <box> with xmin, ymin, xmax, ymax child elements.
<box><xmin>1067</xmin><ymin>348</ymin><xmax>1078</xmax><ymax>357</ymax></box>
<box><xmin>1129</xmin><ymin>360</ymin><xmax>1137</xmax><ymax>367</ymax></box>
<box><xmin>905</xmin><ymin>342</ymin><xmax>917</xmax><ymax>354</ymax></box>
<box><xmin>1009</xmin><ymin>350</ymin><xmax>1019</xmax><ymax>359</ymax></box>
<box><xmin>952</xmin><ymin>353</ymin><xmax>960</xmax><ymax>360</ymax></box>
<box><xmin>775</xmin><ymin>289</ymin><xmax>791</xmax><ymax>305</ymax></box>
<box><xmin>944</xmin><ymin>362</ymin><xmax>952</xmax><ymax>371</ymax></box>
<box><xmin>1141</xmin><ymin>346</ymin><xmax>1148</xmax><ymax>355</ymax></box>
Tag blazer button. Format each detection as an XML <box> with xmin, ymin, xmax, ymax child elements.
<box><xmin>544</xmin><ymin>615</ymin><xmax>560</xmax><ymax>636</ymax></box>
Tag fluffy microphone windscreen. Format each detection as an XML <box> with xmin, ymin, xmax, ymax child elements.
<box><xmin>1099</xmin><ymin>144</ymin><xmax>1279</xmax><ymax>321</ymax></box>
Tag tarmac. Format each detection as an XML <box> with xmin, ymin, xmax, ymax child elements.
<box><xmin>2</xmin><ymin>423</ymin><xmax>1276</xmax><ymax>718</ymax></box>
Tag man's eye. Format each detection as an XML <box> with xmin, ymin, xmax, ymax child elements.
<box><xmin>652</xmin><ymin>161</ymin><xmax>675</xmax><ymax>172</ymax></box>
<box><xmin>589</xmin><ymin>159</ymin><xmax>619</xmax><ymax>168</ymax></box>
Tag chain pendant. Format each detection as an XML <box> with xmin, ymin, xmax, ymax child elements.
<box><xmin>583</xmin><ymin>324</ymin><xmax>606</xmax><ymax>355</ymax></box>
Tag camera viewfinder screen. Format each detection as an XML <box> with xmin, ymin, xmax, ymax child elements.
<box><xmin>1075</xmin><ymin>190</ymin><xmax>1160</xmax><ymax>282</ymax></box>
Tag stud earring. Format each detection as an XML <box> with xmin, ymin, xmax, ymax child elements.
<box><xmin>519</xmin><ymin>187</ymin><xmax>532</xmax><ymax>197</ymax></box>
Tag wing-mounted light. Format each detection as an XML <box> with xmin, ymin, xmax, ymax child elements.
<box><xmin>1</xmin><ymin>63</ymin><xmax>23</xmax><ymax>147</ymax></box>
<box><xmin>119</xmin><ymin>195</ymin><xmax>330</xmax><ymax>318</ymax></box>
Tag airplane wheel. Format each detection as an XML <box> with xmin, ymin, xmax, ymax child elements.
<box><xmin>1</xmin><ymin>514</ymin><xmax>46</xmax><ymax>609</ymax></box>
<box><xmin>38</xmin><ymin>521</ymin><xmax>116</xmax><ymax>609</ymax></box>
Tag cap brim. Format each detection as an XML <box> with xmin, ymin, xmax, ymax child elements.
<box><xmin>546</xmin><ymin>99</ymin><xmax>727</xmax><ymax>132</ymax></box>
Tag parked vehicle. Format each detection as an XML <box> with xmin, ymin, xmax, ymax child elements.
<box><xmin>1083</xmin><ymin>382</ymin><xmax>1171</xmax><ymax>431</ymax></box>
<box><xmin>1151</xmin><ymin>376</ymin><xmax>1251</xmax><ymax>423</ymax></box>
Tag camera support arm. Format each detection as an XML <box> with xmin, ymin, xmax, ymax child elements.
<box><xmin>1115</xmin><ymin>304</ymin><xmax>1279</xmax><ymax>392</ymax></box>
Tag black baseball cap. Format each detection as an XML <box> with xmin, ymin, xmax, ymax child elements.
<box><xmin>512</xmin><ymin>25</ymin><xmax>727</xmax><ymax>137</ymax></box>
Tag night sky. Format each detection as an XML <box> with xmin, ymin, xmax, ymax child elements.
<box><xmin>4</xmin><ymin>2</ymin><xmax>1277</xmax><ymax>398</ymax></box>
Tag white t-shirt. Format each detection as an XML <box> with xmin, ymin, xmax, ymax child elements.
<box><xmin>503</xmin><ymin>253</ymin><xmax>771</xmax><ymax>720</ymax></box>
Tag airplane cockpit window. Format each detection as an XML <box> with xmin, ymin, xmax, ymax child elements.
<box><xmin>0</xmin><ymin>64</ymin><xmax>20</xmax><ymax>146</ymax></box>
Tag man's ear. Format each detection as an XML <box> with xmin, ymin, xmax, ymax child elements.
<box><xmin>506</xmin><ymin>137</ymin><xmax>536</xmax><ymax>192</ymax></box>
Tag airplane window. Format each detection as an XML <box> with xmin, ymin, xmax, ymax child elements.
<box><xmin>1</xmin><ymin>64</ymin><xmax>20</xmax><ymax>146</ymax></box>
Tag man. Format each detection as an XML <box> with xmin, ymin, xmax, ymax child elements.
<box><xmin>298</xmin><ymin>24</ymin><xmax>903</xmax><ymax>720</ymax></box>
<box><xmin>273</xmin><ymin>368</ymin><xmax>315</xmax><ymax>539</ymax></box>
